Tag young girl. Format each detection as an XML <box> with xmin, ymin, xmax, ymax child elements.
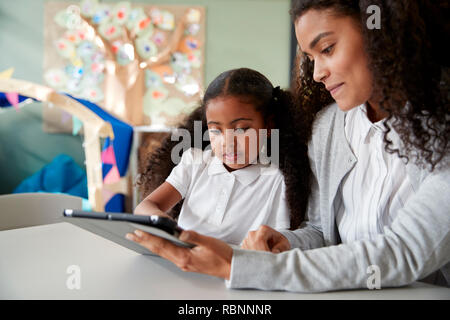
<box><xmin>134</xmin><ymin>68</ymin><xmax>310</xmax><ymax>245</ymax></box>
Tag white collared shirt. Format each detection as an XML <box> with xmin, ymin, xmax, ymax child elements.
<box><xmin>335</xmin><ymin>104</ymin><xmax>416</xmax><ymax>244</ymax></box>
<box><xmin>165</xmin><ymin>148</ymin><xmax>290</xmax><ymax>245</ymax></box>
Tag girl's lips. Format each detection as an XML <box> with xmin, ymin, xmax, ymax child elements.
<box><xmin>224</xmin><ymin>153</ymin><xmax>240</xmax><ymax>162</ymax></box>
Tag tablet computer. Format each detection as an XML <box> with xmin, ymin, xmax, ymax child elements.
<box><xmin>62</xmin><ymin>209</ymin><xmax>195</xmax><ymax>256</ymax></box>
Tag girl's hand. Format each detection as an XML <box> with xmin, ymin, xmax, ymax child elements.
<box><xmin>134</xmin><ymin>210</ymin><xmax>173</xmax><ymax>219</ymax></box>
<box><xmin>241</xmin><ymin>225</ymin><xmax>291</xmax><ymax>253</ymax></box>
<box><xmin>126</xmin><ymin>230</ymin><xmax>233</xmax><ymax>279</ymax></box>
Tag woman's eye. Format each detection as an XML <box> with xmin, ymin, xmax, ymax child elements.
<box><xmin>321</xmin><ymin>44</ymin><xmax>334</xmax><ymax>54</ymax></box>
<box><xmin>304</xmin><ymin>54</ymin><xmax>313</xmax><ymax>62</ymax></box>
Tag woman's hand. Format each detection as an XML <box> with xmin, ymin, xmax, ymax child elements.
<box><xmin>241</xmin><ymin>225</ymin><xmax>291</xmax><ymax>253</ymax></box>
<box><xmin>126</xmin><ymin>229</ymin><xmax>233</xmax><ymax>279</ymax></box>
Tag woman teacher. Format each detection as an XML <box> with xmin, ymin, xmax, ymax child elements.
<box><xmin>127</xmin><ymin>0</ymin><xmax>449</xmax><ymax>292</ymax></box>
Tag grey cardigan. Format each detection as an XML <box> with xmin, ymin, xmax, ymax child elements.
<box><xmin>226</xmin><ymin>103</ymin><xmax>450</xmax><ymax>292</ymax></box>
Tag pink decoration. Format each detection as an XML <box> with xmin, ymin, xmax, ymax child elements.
<box><xmin>101</xmin><ymin>146</ymin><xmax>116</xmax><ymax>165</ymax></box>
<box><xmin>139</xmin><ymin>17</ymin><xmax>151</xmax><ymax>29</ymax></box>
<box><xmin>102</xmin><ymin>188</ymin><xmax>115</xmax><ymax>204</ymax></box>
<box><xmin>104</xmin><ymin>165</ymin><xmax>120</xmax><ymax>184</ymax></box>
<box><xmin>152</xmin><ymin>91</ymin><xmax>164</xmax><ymax>99</ymax></box>
<box><xmin>6</xmin><ymin>92</ymin><xmax>19</xmax><ymax>111</ymax></box>
<box><xmin>106</xmin><ymin>26</ymin><xmax>116</xmax><ymax>35</ymax></box>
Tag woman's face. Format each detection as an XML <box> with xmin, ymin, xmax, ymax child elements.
<box><xmin>206</xmin><ymin>96</ymin><xmax>267</xmax><ymax>171</ymax></box>
<box><xmin>295</xmin><ymin>9</ymin><xmax>374</xmax><ymax>111</ymax></box>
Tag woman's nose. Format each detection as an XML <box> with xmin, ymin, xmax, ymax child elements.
<box><xmin>313</xmin><ymin>59</ymin><xmax>329</xmax><ymax>83</ymax></box>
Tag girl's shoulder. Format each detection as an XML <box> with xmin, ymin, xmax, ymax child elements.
<box><xmin>177</xmin><ymin>147</ymin><xmax>214</xmax><ymax>167</ymax></box>
<box><xmin>260</xmin><ymin>164</ymin><xmax>286</xmax><ymax>183</ymax></box>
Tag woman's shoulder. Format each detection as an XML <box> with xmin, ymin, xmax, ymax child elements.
<box><xmin>309</xmin><ymin>103</ymin><xmax>346</xmax><ymax>141</ymax></box>
<box><xmin>307</xmin><ymin>103</ymin><xmax>348</xmax><ymax>164</ymax></box>
<box><xmin>313</xmin><ymin>102</ymin><xmax>343</xmax><ymax>130</ymax></box>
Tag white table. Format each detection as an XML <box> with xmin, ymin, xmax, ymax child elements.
<box><xmin>0</xmin><ymin>222</ymin><xmax>449</xmax><ymax>300</ymax></box>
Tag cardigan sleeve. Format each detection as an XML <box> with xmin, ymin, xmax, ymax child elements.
<box><xmin>279</xmin><ymin>165</ymin><xmax>325</xmax><ymax>250</ymax></box>
<box><xmin>279</xmin><ymin>130</ymin><xmax>325</xmax><ymax>250</ymax></box>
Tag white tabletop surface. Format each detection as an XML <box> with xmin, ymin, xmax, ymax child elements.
<box><xmin>0</xmin><ymin>222</ymin><xmax>449</xmax><ymax>300</ymax></box>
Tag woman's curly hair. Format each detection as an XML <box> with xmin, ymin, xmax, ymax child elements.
<box><xmin>291</xmin><ymin>0</ymin><xmax>449</xmax><ymax>170</ymax></box>
<box><xmin>137</xmin><ymin>68</ymin><xmax>311</xmax><ymax>229</ymax></box>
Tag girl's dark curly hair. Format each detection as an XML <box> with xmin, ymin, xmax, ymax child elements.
<box><xmin>290</xmin><ymin>0</ymin><xmax>449</xmax><ymax>170</ymax></box>
<box><xmin>137</xmin><ymin>68</ymin><xmax>310</xmax><ymax>229</ymax></box>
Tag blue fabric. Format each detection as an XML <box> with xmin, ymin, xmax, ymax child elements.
<box><xmin>2</xmin><ymin>88</ymin><xmax>133</xmax><ymax>212</ymax></box>
<box><xmin>14</xmin><ymin>154</ymin><xmax>88</xmax><ymax>198</ymax></box>
<box><xmin>65</xmin><ymin>94</ymin><xmax>133</xmax><ymax>212</ymax></box>
<box><xmin>0</xmin><ymin>92</ymin><xmax>35</xmax><ymax>107</ymax></box>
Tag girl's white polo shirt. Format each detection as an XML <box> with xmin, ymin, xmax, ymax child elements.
<box><xmin>165</xmin><ymin>148</ymin><xmax>290</xmax><ymax>245</ymax></box>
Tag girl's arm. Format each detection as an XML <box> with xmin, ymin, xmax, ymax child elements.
<box><xmin>134</xmin><ymin>182</ymin><xmax>182</xmax><ymax>219</ymax></box>
<box><xmin>135</xmin><ymin>148</ymin><xmax>199</xmax><ymax>218</ymax></box>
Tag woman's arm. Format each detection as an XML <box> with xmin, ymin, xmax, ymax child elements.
<box><xmin>128</xmin><ymin>164</ymin><xmax>450</xmax><ymax>292</ymax></box>
<box><xmin>134</xmin><ymin>182</ymin><xmax>182</xmax><ymax>218</ymax></box>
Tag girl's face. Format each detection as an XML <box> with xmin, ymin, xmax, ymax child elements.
<box><xmin>206</xmin><ymin>96</ymin><xmax>268</xmax><ymax>171</ymax></box>
<box><xmin>295</xmin><ymin>9</ymin><xmax>375</xmax><ymax>111</ymax></box>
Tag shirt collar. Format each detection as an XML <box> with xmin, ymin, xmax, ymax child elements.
<box><xmin>207</xmin><ymin>155</ymin><xmax>269</xmax><ymax>186</ymax></box>
<box><xmin>359</xmin><ymin>103</ymin><xmax>386</xmax><ymax>141</ymax></box>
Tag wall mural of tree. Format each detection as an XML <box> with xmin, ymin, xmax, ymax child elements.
<box><xmin>43</xmin><ymin>0</ymin><xmax>205</xmax><ymax>131</ymax></box>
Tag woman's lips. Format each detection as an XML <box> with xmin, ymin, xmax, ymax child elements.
<box><xmin>328</xmin><ymin>83</ymin><xmax>344</xmax><ymax>97</ymax></box>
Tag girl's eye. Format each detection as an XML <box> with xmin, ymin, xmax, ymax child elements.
<box><xmin>234</xmin><ymin>127</ymin><xmax>249</xmax><ymax>134</ymax></box>
<box><xmin>209</xmin><ymin>129</ymin><xmax>221</xmax><ymax>135</ymax></box>
<box><xmin>321</xmin><ymin>44</ymin><xmax>335</xmax><ymax>55</ymax></box>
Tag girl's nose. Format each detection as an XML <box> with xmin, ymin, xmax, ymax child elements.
<box><xmin>223</xmin><ymin>129</ymin><xmax>237</xmax><ymax>148</ymax></box>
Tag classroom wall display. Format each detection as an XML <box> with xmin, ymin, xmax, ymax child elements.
<box><xmin>43</xmin><ymin>0</ymin><xmax>205</xmax><ymax>132</ymax></box>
